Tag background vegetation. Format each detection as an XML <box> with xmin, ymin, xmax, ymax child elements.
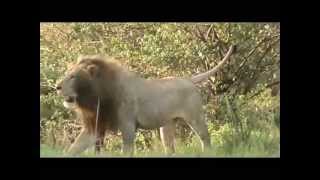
<box><xmin>40</xmin><ymin>23</ymin><xmax>280</xmax><ymax>157</ymax></box>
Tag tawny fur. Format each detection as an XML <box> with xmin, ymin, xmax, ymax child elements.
<box><xmin>56</xmin><ymin>46</ymin><xmax>234</xmax><ymax>156</ymax></box>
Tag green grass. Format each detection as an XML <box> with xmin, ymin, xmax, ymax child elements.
<box><xmin>40</xmin><ymin>141</ymin><xmax>280</xmax><ymax>158</ymax></box>
<box><xmin>40</xmin><ymin>127</ymin><xmax>280</xmax><ymax>158</ymax></box>
<box><xmin>41</xmin><ymin>123</ymin><xmax>280</xmax><ymax>158</ymax></box>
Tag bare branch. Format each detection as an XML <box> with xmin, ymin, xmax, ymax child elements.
<box><xmin>196</xmin><ymin>26</ymin><xmax>207</xmax><ymax>42</ymax></box>
<box><xmin>205</xmin><ymin>25</ymin><xmax>214</xmax><ymax>40</ymax></box>
<box><xmin>235</xmin><ymin>35</ymin><xmax>280</xmax><ymax>76</ymax></box>
<box><xmin>235</xmin><ymin>36</ymin><xmax>280</xmax><ymax>81</ymax></box>
<box><xmin>248</xmin><ymin>80</ymin><xmax>280</xmax><ymax>99</ymax></box>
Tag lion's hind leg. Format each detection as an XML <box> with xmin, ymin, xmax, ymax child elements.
<box><xmin>160</xmin><ymin>120</ymin><xmax>176</xmax><ymax>155</ymax></box>
<box><xmin>185</xmin><ymin>116</ymin><xmax>211</xmax><ymax>152</ymax></box>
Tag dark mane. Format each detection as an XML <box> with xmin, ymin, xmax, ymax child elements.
<box><xmin>74</xmin><ymin>56</ymin><xmax>125</xmax><ymax>134</ymax></box>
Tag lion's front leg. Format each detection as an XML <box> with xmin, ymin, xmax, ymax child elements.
<box><xmin>94</xmin><ymin>128</ymin><xmax>106</xmax><ymax>155</ymax></box>
<box><xmin>94</xmin><ymin>138</ymin><xmax>103</xmax><ymax>154</ymax></box>
<box><xmin>118</xmin><ymin>113</ymin><xmax>136</xmax><ymax>156</ymax></box>
<box><xmin>119</xmin><ymin>123</ymin><xmax>136</xmax><ymax>156</ymax></box>
<box><xmin>67</xmin><ymin>128</ymin><xmax>96</xmax><ymax>156</ymax></box>
<box><xmin>118</xmin><ymin>105</ymin><xmax>137</xmax><ymax>156</ymax></box>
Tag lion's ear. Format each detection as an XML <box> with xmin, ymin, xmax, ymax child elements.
<box><xmin>86</xmin><ymin>64</ymin><xmax>99</xmax><ymax>78</ymax></box>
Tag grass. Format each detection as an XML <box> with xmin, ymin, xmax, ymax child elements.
<box><xmin>40</xmin><ymin>140</ymin><xmax>280</xmax><ymax>158</ymax></box>
<box><xmin>40</xmin><ymin>119</ymin><xmax>280</xmax><ymax>158</ymax></box>
<box><xmin>40</xmin><ymin>123</ymin><xmax>280</xmax><ymax>158</ymax></box>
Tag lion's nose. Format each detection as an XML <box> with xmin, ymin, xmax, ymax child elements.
<box><xmin>65</xmin><ymin>96</ymin><xmax>76</xmax><ymax>103</ymax></box>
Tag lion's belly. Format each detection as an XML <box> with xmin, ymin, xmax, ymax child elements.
<box><xmin>136</xmin><ymin>105</ymin><xmax>178</xmax><ymax>129</ymax></box>
<box><xmin>136</xmin><ymin>112</ymin><xmax>165</xmax><ymax>129</ymax></box>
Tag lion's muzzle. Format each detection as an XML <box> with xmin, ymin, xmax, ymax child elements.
<box><xmin>63</xmin><ymin>101</ymin><xmax>76</xmax><ymax>109</ymax></box>
<box><xmin>65</xmin><ymin>95</ymin><xmax>76</xmax><ymax>103</ymax></box>
<box><xmin>62</xmin><ymin>95</ymin><xmax>77</xmax><ymax>109</ymax></box>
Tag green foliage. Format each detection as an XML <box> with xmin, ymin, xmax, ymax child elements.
<box><xmin>40</xmin><ymin>23</ymin><xmax>280</xmax><ymax>157</ymax></box>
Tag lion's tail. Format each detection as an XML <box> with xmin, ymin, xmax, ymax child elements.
<box><xmin>190</xmin><ymin>45</ymin><xmax>235</xmax><ymax>84</ymax></box>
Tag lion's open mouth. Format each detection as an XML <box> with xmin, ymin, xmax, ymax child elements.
<box><xmin>65</xmin><ymin>96</ymin><xmax>76</xmax><ymax>103</ymax></box>
<box><xmin>63</xmin><ymin>96</ymin><xmax>77</xmax><ymax>109</ymax></box>
<box><xmin>63</xmin><ymin>101</ymin><xmax>76</xmax><ymax>109</ymax></box>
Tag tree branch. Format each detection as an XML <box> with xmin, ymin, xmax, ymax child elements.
<box><xmin>231</xmin><ymin>37</ymin><xmax>280</xmax><ymax>94</ymax></box>
<box><xmin>248</xmin><ymin>80</ymin><xmax>280</xmax><ymax>99</ymax></box>
<box><xmin>206</xmin><ymin>25</ymin><xmax>214</xmax><ymax>40</ymax></box>
<box><xmin>249</xmin><ymin>81</ymin><xmax>280</xmax><ymax>99</ymax></box>
<box><xmin>235</xmin><ymin>35</ymin><xmax>280</xmax><ymax>76</ymax></box>
<box><xmin>237</xmin><ymin>80</ymin><xmax>280</xmax><ymax>108</ymax></box>
<box><xmin>196</xmin><ymin>26</ymin><xmax>207</xmax><ymax>42</ymax></box>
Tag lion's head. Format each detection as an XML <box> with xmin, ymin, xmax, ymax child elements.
<box><xmin>56</xmin><ymin>55</ymin><xmax>123</xmax><ymax>134</ymax></box>
<box><xmin>56</xmin><ymin>55</ymin><xmax>119</xmax><ymax>111</ymax></box>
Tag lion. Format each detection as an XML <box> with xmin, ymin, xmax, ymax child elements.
<box><xmin>56</xmin><ymin>45</ymin><xmax>235</xmax><ymax>156</ymax></box>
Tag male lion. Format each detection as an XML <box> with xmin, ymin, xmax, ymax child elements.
<box><xmin>56</xmin><ymin>45</ymin><xmax>235</xmax><ymax>156</ymax></box>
